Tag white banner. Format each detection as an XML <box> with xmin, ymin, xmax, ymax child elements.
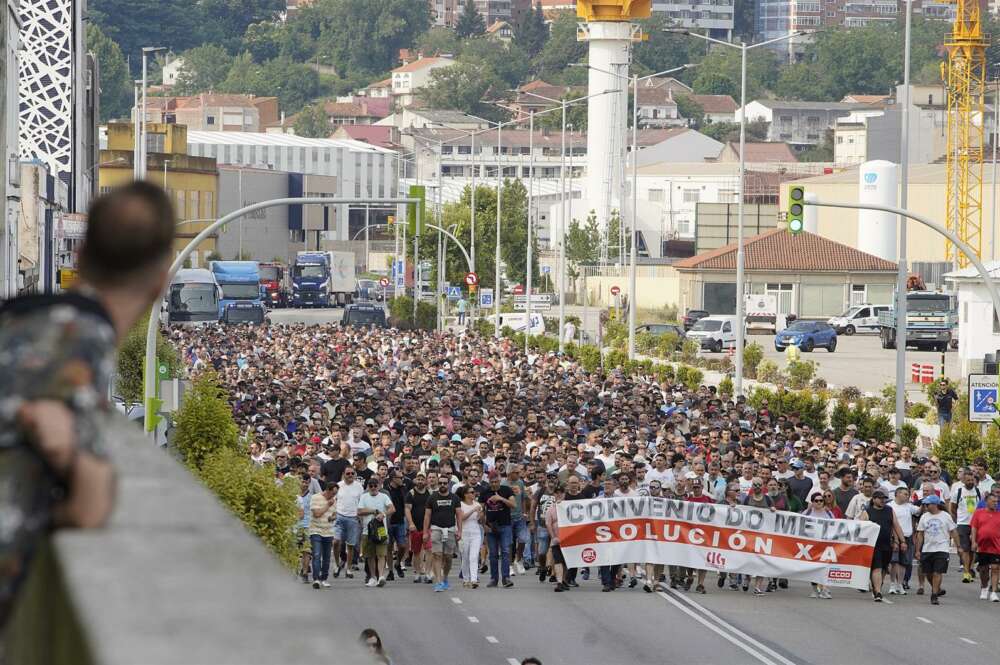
<box><xmin>557</xmin><ymin>498</ymin><xmax>881</xmax><ymax>590</ymax></box>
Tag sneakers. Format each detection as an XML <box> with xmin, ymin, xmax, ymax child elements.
<box><xmin>873</xmin><ymin>592</ymin><xmax>883</xmax><ymax>602</ymax></box>
<box><xmin>752</xmin><ymin>588</ymin><xmax>765</xmax><ymax>596</ymax></box>
<box><xmin>819</xmin><ymin>590</ymin><xmax>832</xmax><ymax>600</ymax></box>
<box><xmin>515</xmin><ymin>561</ymin><xmax>525</xmax><ymax>575</ymax></box>
<box><xmin>377</xmin><ymin>577</ymin><xmax>386</xmax><ymax>588</ymax></box>
<box><xmin>717</xmin><ymin>573</ymin><xmax>726</xmax><ymax>588</ymax></box>
<box><xmin>962</xmin><ymin>572</ymin><xmax>974</xmax><ymax>583</ymax></box>
<box><xmin>916</xmin><ymin>587</ymin><xmax>925</xmax><ymax>595</ymax></box>
<box><xmin>320</xmin><ymin>581</ymin><xmax>331</xmax><ymax>588</ymax></box>
<box><xmin>502</xmin><ymin>578</ymin><xmax>514</xmax><ymax>588</ymax></box>
<box><xmin>930</xmin><ymin>593</ymin><xmax>939</xmax><ymax>605</ymax></box>
<box><xmin>580</xmin><ymin>568</ymin><xmax>590</xmax><ymax>581</ymax></box>
<box><xmin>312</xmin><ymin>580</ymin><xmax>320</xmax><ymax>589</ymax></box>
<box><xmin>888</xmin><ymin>583</ymin><xmax>898</xmax><ymax>595</ymax></box>
<box><xmin>643</xmin><ymin>582</ymin><xmax>653</xmax><ymax>593</ymax></box>
<box><xmin>332</xmin><ymin>565</ymin><xmax>342</xmax><ymax>579</ymax></box>
<box><xmin>413</xmin><ymin>574</ymin><xmax>423</xmax><ymax>584</ymax></box>
<box><xmin>981</xmin><ymin>587</ymin><xmax>990</xmax><ymax>600</ymax></box>
<box><xmin>441</xmin><ymin>580</ymin><xmax>450</xmax><ymax>590</ymax></box>
<box><xmin>344</xmin><ymin>571</ymin><xmax>354</xmax><ymax>580</ymax></box>
<box><xmin>991</xmin><ymin>591</ymin><xmax>1000</xmax><ymax>602</ymax></box>
<box><xmin>809</xmin><ymin>589</ymin><xmax>820</xmax><ymax>599</ymax></box>
<box><xmin>434</xmin><ymin>582</ymin><xmax>445</xmax><ymax>592</ymax></box>
<box><xmin>695</xmin><ymin>584</ymin><xmax>706</xmax><ymax>594</ymax></box>
<box><xmin>629</xmin><ymin>577</ymin><xmax>639</xmax><ymax>589</ymax></box>
<box><xmin>386</xmin><ymin>571</ymin><xmax>395</xmax><ymax>582</ymax></box>
<box><xmin>487</xmin><ymin>580</ymin><xmax>499</xmax><ymax>588</ymax></box>
<box><xmin>366</xmin><ymin>579</ymin><xmax>378</xmax><ymax>588</ymax></box>
<box><xmin>395</xmin><ymin>564</ymin><xmax>405</xmax><ymax>579</ymax></box>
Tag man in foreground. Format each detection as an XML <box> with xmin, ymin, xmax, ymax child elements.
<box><xmin>0</xmin><ymin>182</ymin><xmax>176</xmax><ymax>626</ymax></box>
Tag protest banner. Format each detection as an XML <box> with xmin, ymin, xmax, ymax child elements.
<box><xmin>557</xmin><ymin>497</ymin><xmax>880</xmax><ymax>590</ymax></box>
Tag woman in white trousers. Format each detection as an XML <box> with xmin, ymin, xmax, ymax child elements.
<box><xmin>457</xmin><ymin>486</ymin><xmax>484</xmax><ymax>588</ymax></box>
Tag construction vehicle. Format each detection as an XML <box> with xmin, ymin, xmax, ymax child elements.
<box><xmin>877</xmin><ymin>291</ymin><xmax>957</xmax><ymax>352</ymax></box>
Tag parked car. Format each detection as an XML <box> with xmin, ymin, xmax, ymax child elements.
<box><xmin>356</xmin><ymin>278</ymin><xmax>384</xmax><ymax>302</ymax></box>
<box><xmin>636</xmin><ymin>323</ymin><xmax>685</xmax><ymax>339</ymax></box>
<box><xmin>685</xmin><ymin>315</ymin><xmax>740</xmax><ymax>352</ymax></box>
<box><xmin>774</xmin><ymin>320</ymin><xmax>838</xmax><ymax>352</ymax></box>
<box><xmin>827</xmin><ymin>304</ymin><xmax>890</xmax><ymax>335</ymax></box>
<box><xmin>682</xmin><ymin>309</ymin><xmax>709</xmax><ymax>331</ymax></box>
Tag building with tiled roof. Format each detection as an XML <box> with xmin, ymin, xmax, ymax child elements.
<box><xmin>673</xmin><ymin>228</ymin><xmax>898</xmax><ymax>317</ymax></box>
<box><xmin>391</xmin><ymin>56</ymin><xmax>456</xmax><ymax>107</ymax></box>
<box><xmin>684</xmin><ymin>94</ymin><xmax>738</xmax><ymax>123</ymax></box>
<box><xmin>713</xmin><ymin>141</ymin><xmax>799</xmax><ymax>164</ymax></box>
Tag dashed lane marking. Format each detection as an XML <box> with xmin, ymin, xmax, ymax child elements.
<box><xmin>486</xmin><ymin>636</ymin><xmax>499</xmax><ymax>644</ymax></box>
<box><xmin>468</xmin><ymin>616</ymin><xmax>480</xmax><ymax>623</ymax></box>
<box><xmin>960</xmin><ymin>638</ymin><xmax>977</xmax><ymax>645</ymax></box>
<box><xmin>916</xmin><ymin>616</ymin><xmax>933</xmax><ymax>624</ymax></box>
<box><xmin>451</xmin><ymin>597</ymin><xmax>462</xmax><ymax>604</ymax></box>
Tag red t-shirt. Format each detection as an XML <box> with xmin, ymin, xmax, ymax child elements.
<box><xmin>971</xmin><ymin>508</ymin><xmax>1000</xmax><ymax>554</ymax></box>
<box><xmin>686</xmin><ymin>494</ymin><xmax>715</xmax><ymax>504</ymax></box>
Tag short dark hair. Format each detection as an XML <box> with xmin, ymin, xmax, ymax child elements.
<box><xmin>78</xmin><ymin>181</ymin><xmax>175</xmax><ymax>286</ymax></box>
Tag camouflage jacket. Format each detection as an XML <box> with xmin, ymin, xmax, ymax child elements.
<box><xmin>0</xmin><ymin>292</ymin><xmax>116</xmax><ymax>626</ymax></box>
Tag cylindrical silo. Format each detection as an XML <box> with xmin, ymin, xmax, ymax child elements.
<box><xmin>857</xmin><ymin>160</ymin><xmax>898</xmax><ymax>262</ymax></box>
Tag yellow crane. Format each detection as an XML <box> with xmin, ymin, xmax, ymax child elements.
<box><xmin>943</xmin><ymin>0</ymin><xmax>988</xmax><ymax>267</ymax></box>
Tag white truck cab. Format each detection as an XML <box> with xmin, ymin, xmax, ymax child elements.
<box><xmin>828</xmin><ymin>304</ymin><xmax>890</xmax><ymax>335</ymax></box>
<box><xmin>685</xmin><ymin>315</ymin><xmax>740</xmax><ymax>352</ymax></box>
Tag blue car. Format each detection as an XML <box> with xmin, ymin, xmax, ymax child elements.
<box><xmin>774</xmin><ymin>320</ymin><xmax>838</xmax><ymax>353</ymax></box>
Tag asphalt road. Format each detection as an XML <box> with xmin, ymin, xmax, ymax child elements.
<box><xmin>318</xmin><ymin>556</ymin><xmax>995</xmax><ymax>665</ymax></box>
<box><xmin>268</xmin><ymin>307</ymin><xmax>348</xmax><ymax>326</ymax></box>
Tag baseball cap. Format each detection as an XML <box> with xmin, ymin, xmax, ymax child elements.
<box><xmin>451</xmin><ymin>434</ymin><xmax>462</xmax><ymax>442</ymax></box>
<box><xmin>872</xmin><ymin>489</ymin><xmax>889</xmax><ymax>499</ymax></box>
<box><xmin>921</xmin><ymin>494</ymin><xmax>944</xmax><ymax>506</ymax></box>
<box><xmin>790</xmin><ymin>460</ymin><xmax>805</xmax><ymax>469</ymax></box>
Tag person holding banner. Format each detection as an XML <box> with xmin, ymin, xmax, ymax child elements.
<box><xmin>858</xmin><ymin>489</ymin><xmax>906</xmax><ymax>602</ymax></box>
<box><xmin>802</xmin><ymin>492</ymin><xmax>835</xmax><ymax>599</ymax></box>
<box><xmin>544</xmin><ymin>484</ymin><xmax>568</xmax><ymax>593</ymax></box>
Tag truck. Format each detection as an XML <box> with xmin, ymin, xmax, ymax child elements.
<box><xmin>877</xmin><ymin>291</ymin><xmax>957</xmax><ymax>351</ymax></box>
<box><xmin>744</xmin><ymin>294</ymin><xmax>787</xmax><ymax>335</ymax></box>
<box><xmin>258</xmin><ymin>261</ymin><xmax>288</xmax><ymax>308</ymax></box>
<box><xmin>163</xmin><ymin>268</ymin><xmax>220</xmax><ymax>325</ymax></box>
<box><xmin>291</xmin><ymin>250</ymin><xmax>355</xmax><ymax>307</ymax></box>
<box><xmin>209</xmin><ymin>261</ymin><xmax>266</xmax><ymax>324</ymax></box>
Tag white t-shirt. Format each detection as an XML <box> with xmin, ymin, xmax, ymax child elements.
<box><xmin>644</xmin><ymin>467</ymin><xmax>674</xmax><ymax>488</ymax></box>
<box><xmin>881</xmin><ymin>479</ymin><xmax>908</xmax><ymax>496</ymax></box>
<box><xmin>917</xmin><ymin>511</ymin><xmax>957</xmax><ymax>553</ymax></box>
<box><xmin>930</xmin><ymin>480</ymin><xmax>951</xmax><ymax>502</ymax></box>
<box><xmin>949</xmin><ymin>484</ymin><xmax>983</xmax><ymax>525</ymax></box>
<box><xmin>738</xmin><ymin>476</ymin><xmax>754</xmax><ymax>493</ymax></box>
<box><xmin>774</xmin><ymin>469</ymin><xmax>794</xmax><ymax>480</ymax></box>
<box><xmin>845</xmin><ymin>492</ymin><xmax>873</xmax><ymax>520</ymax></box>
<box><xmin>337</xmin><ymin>479</ymin><xmax>364</xmax><ymax>517</ymax></box>
<box><xmin>358</xmin><ymin>491</ymin><xmax>393</xmax><ymax>529</ymax></box>
<box><xmin>890</xmin><ymin>500</ymin><xmax>919</xmax><ymax>537</ymax></box>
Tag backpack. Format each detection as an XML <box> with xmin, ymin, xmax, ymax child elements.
<box><xmin>367</xmin><ymin>516</ymin><xmax>388</xmax><ymax>545</ymax></box>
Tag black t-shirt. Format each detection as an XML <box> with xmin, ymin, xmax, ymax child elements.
<box><xmin>321</xmin><ymin>457</ymin><xmax>350</xmax><ymax>484</ymax></box>
<box><xmin>564</xmin><ymin>492</ymin><xmax>587</xmax><ymax>502</ymax></box>
<box><xmin>480</xmin><ymin>485</ymin><xmax>514</xmax><ymax>526</ymax></box>
<box><xmin>405</xmin><ymin>488</ymin><xmax>431</xmax><ymax>528</ymax></box>
<box><xmin>355</xmin><ymin>467</ymin><xmax>374</xmax><ymax>485</ymax></box>
<box><xmin>936</xmin><ymin>388</ymin><xmax>958</xmax><ymax>415</ymax></box>
<box><xmin>580</xmin><ymin>485</ymin><xmax>599</xmax><ymax>499</ymax></box>
<box><xmin>787</xmin><ymin>476</ymin><xmax>814</xmax><ymax>504</ymax></box>
<box><xmin>387</xmin><ymin>484</ymin><xmax>408</xmax><ymax>524</ymax></box>
<box><xmin>833</xmin><ymin>487</ymin><xmax>859</xmax><ymax>514</ymax></box>
<box><xmin>427</xmin><ymin>491</ymin><xmax>461</xmax><ymax>528</ymax></box>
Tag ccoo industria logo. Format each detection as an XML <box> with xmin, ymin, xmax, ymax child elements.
<box><xmin>864</xmin><ymin>172</ymin><xmax>877</xmax><ymax>184</ymax></box>
<box><xmin>705</xmin><ymin>551</ymin><xmax>727</xmax><ymax>569</ymax></box>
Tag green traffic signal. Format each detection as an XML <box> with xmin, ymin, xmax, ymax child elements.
<box><xmin>788</xmin><ymin>185</ymin><xmax>805</xmax><ymax>234</ymax></box>
<box><xmin>407</xmin><ymin>185</ymin><xmax>426</xmax><ymax>236</ymax></box>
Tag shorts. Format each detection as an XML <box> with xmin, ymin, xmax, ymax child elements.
<box><xmin>550</xmin><ymin>544</ymin><xmax>566</xmax><ymax>567</ymax></box>
<box><xmin>920</xmin><ymin>551</ymin><xmax>950</xmax><ymax>575</ymax></box>
<box><xmin>957</xmin><ymin>525</ymin><xmax>973</xmax><ymax>551</ymax></box>
<box><xmin>512</xmin><ymin>518</ymin><xmax>530</xmax><ymax>545</ymax></box>
<box><xmin>296</xmin><ymin>527</ymin><xmax>311</xmax><ymax>555</ymax></box>
<box><xmin>536</xmin><ymin>527</ymin><xmax>550</xmax><ymax>556</ymax></box>
<box><xmin>333</xmin><ymin>515</ymin><xmax>361</xmax><ymax>547</ymax></box>
<box><xmin>362</xmin><ymin>538</ymin><xmax>389</xmax><ymax>559</ymax></box>
<box><xmin>891</xmin><ymin>536</ymin><xmax>913</xmax><ymax>566</ymax></box>
<box><xmin>977</xmin><ymin>552</ymin><xmax>1000</xmax><ymax>567</ymax></box>
<box><xmin>388</xmin><ymin>522</ymin><xmax>408</xmax><ymax>546</ymax></box>
<box><xmin>409</xmin><ymin>528</ymin><xmax>425</xmax><ymax>553</ymax></box>
<box><xmin>431</xmin><ymin>526</ymin><xmax>458</xmax><ymax>555</ymax></box>
<box><xmin>870</xmin><ymin>548</ymin><xmax>892</xmax><ymax>572</ymax></box>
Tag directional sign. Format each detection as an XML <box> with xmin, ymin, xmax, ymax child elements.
<box><xmin>479</xmin><ymin>288</ymin><xmax>494</xmax><ymax>308</ymax></box>
<box><xmin>514</xmin><ymin>302</ymin><xmax>551</xmax><ymax>312</ymax></box>
<box><xmin>541</xmin><ymin>265</ymin><xmax>551</xmax><ymax>275</ymax></box>
<box><xmin>969</xmin><ymin>374</ymin><xmax>999</xmax><ymax>422</ymax></box>
<box><xmin>513</xmin><ymin>294</ymin><xmax>552</xmax><ymax>305</ymax></box>
<box><xmin>447</xmin><ymin>286</ymin><xmax>463</xmax><ymax>300</ymax></box>
<box><xmin>465</xmin><ymin>271</ymin><xmax>479</xmax><ymax>286</ymax></box>
<box><xmin>379</xmin><ymin>277</ymin><xmax>389</xmax><ymax>287</ymax></box>
<box><xmin>610</xmin><ymin>285</ymin><xmax>621</xmax><ymax>296</ymax></box>
<box><xmin>513</xmin><ymin>284</ymin><xmax>525</xmax><ymax>295</ymax></box>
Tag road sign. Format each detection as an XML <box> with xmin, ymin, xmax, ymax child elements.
<box><xmin>610</xmin><ymin>285</ymin><xmax>621</xmax><ymax>296</ymax></box>
<box><xmin>541</xmin><ymin>265</ymin><xmax>551</xmax><ymax>274</ymax></box>
<box><xmin>379</xmin><ymin>277</ymin><xmax>389</xmax><ymax>287</ymax></box>
<box><xmin>513</xmin><ymin>294</ymin><xmax>552</xmax><ymax>305</ymax></box>
<box><xmin>514</xmin><ymin>302</ymin><xmax>551</xmax><ymax>312</ymax></box>
<box><xmin>420</xmin><ymin>261</ymin><xmax>432</xmax><ymax>272</ymax></box>
<box><xmin>513</xmin><ymin>284</ymin><xmax>525</xmax><ymax>295</ymax></box>
<box><xmin>969</xmin><ymin>374</ymin><xmax>999</xmax><ymax>422</ymax></box>
<box><xmin>447</xmin><ymin>286</ymin><xmax>462</xmax><ymax>300</ymax></box>
<box><xmin>465</xmin><ymin>271</ymin><xmax>479</xmax><ymax>286</ymax></box>
<box><xmin>58</xmin><ymin>268</ymin><xmax>78</xmax><ymax>288</ymax></box>
<box><xmin>479</xmin><ymin>288</ymin><xmax>494</xmax><ymax>308</ymax></box>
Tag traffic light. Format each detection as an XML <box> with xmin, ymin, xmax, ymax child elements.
<box><xmin>407</xmin><ymin>185</ymin><xmax>426</xmax><ymax>236</ymax></box>
<box><xmin>787</xmin><ymin>185</ymin><xmax>805</xmax><ymax>235</ymax></box>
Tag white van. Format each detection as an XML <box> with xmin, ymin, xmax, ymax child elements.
<box><xmin>686</xmin><ymin>315</ymin><xmax>740</xmax><ymax>352</ymax></box>
<box><xmin>827</xmin><ymin>304</ymin><xmax>890</xmax><ymax>335</ymax></box>
<box><xmin>486</xmin><ymin>312</ymin><xmax>545</xmax><ymax>336</ymax></box>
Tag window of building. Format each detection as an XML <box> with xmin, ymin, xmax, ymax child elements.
<box><xmin>648</xmin><ymin>188</ymin><xmax>665</xmax><ymax>202</ymax></box>
<box><xmin>441</xmin><ymin>145</ymin><xmax>453</xmax><ymax>155</ymax></box>
<box><xmin>766</xmin><ymin>283</ymin><xmax>795</xmax><ymax>314</ymax></box>
<box><xmin>850</xmin><ymin>284</ymin><xmax>867</xmax><ymax>306</ymax></box>
<box><xmin>457</xmin><ymin>145</ymin><xmax>471</xmax><ymax>155</ymax></box>
<box><xmin>682</xmin><ymin>188</ymin><xmax>700</xmax><ymax>203</ymax></box>
<box><xmin>207</xmin><ymin>116</ymin><xmax>215</xmax><ymax>125</ymax></box>
<box><xmin>203</xmin><ymin>191</ymin><xmax>214</xmax><ymax>218</ymax></box>
<box><xmin>837</xmin><ymin>136</ymin><xmax>843</xmax><ymax>144</ymax></box>
<box><xmin>718</xmin><ymin>189</ymin><xmax>738</xmax><ymax>203</ymax></box>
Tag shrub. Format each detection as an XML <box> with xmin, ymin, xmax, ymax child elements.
<box><xmin>840</xmin><ymin>386</ymin><xmax>862</xmax><ymax>402</ymax></box>
<box><xmin>748</xmin><ymin>387</ymin><xmax>829</xmax><ymax>430</ymax></box>
<box><xmin>680</xmin><ymin>365</ymin><xmax>703</xmax><ymax>391</ymax></box>
<box><xmin>604</xmin><ymin>319</ymin><xmax>628</xmax><ymax>349</ymax></box>
<box><xmin>173</xmin><ymin>371</ymin><xmax>240</xmax><ymax>471</ymax></box>
<box><xmin>605</xmin><ymin>348</ymin><xmax>628</xmax><ymax>371</ymax></box>
<box><xmin>654</xmin><ymin>364</ymin><xmax>675</xmax><ymax>383</ymax></box>
<box><xmin>880</xmin><ymin>383</ymin><xmax>898</xmax><ymax>411</ymax></box>
<box><xmin>635</xmin><ymin>331</ymin><xmax>658</xmax><ymax>354</ymax></box>
<box><xmin>679</xmin><ymin>338</ymin><xmax>699</xmax><ymax>364</ymax></box>
<box><xmin>831</xmin><ymin>399</ymin><xmax>851</xmax><ymax>438</ymax></box>
<box><xmin>577</xmin><ymin>344</ymin><xmax>602</xmax><ymax>372</ymax></box>
<box><xmin>900</xmin><ymin>422</ymin><xmax>919</xmax><ymax>447</ymax></box>
<box><xmin>743</xmin><ymin>342</ymin><xmax>764</xmax><ymax>379</ymax></box>
<box><xmin>719</xmin><ymin>375</ymin><xmax>734</xmax><ymax>398</ymax></box>
<box><xmin>933</xmin><ymin>421</ymin><xmax>988</xmax><ymax>477</ymax></box>
<box><xmin>655</xmin><ymin>332</ymin><xmax>681</xmax><ymax>358</ymax></box>
<box><xmin>387</xmin><ymin>296</ymin><xmax>437</xmax><ymax>330</ymax></box>
<box><xmin>198</xmin><ymin>447</ymin><xmax>299</xmax><ymax>568</ymax></box>
<box><xmin>907</xmin><ymin>402</ymin><xmax>930</xmax><ymax>419</ymax></box>
<box><xmin>756</xmin><ymin>359</ymin><xmax>782</xmax><ymax>384</ymax></box>
<box><xmin>115</xmin><ymin>315</ymin><xmax>180</xmax><ymax>409</ymax></box>
<box><xmin>786</xmin><ymin>359</ymin><xmax>817</xmax><ymax>389</ymax></box>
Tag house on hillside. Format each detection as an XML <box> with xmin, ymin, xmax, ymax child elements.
<box><xmin>684</xmin><ymin>94</ymin><xmax>737</xmax><ymax>124</ymax></box>
<box><xmin>391</xmin><ymin>56</ymin><xmax>456</xmax><ymax>108</ymax></box>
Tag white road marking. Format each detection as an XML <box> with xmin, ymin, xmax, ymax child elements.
<box><xmin>657</xmin><ymin>592</ymin><xmax>788</xmax><ymax>665</ymax></box>
<box><xmin>507</xmin><ymin>659</ymin><xmax>521</xmax><ymax>665</ymax></box>
<box><xmin>468</xmin><ymin>616</ymin><xmax>480</xmax><ymax>623</ymax></box>
<box><xmin>451</xmin><ymin>597</ymin><xmax>462</xmax><ymax>604</ymax></box>
<box><xmin>916</xmin><ymin>616</ymin><xmax>933</xmax><ymax>624</ymax></box>
<box><xmin>486</xmin><ymin>636</ymin><xmax>499</xmax><ymax>644</ymax></box>
<box><xmin>959</xmin><ymin>638</ymin><xmax>977</xmax><ymax>645</ymax></box>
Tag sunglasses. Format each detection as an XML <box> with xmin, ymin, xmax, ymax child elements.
<box><xmin>811</xmin><ymin>498</ymin><xmax>823</xmax><ymax>503</ymax></box>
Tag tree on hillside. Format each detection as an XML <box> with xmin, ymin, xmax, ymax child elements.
<box><xmin>197</xmin><ymin>0</ymin><xmax>285</xmax><ymax>52</ymax></box>
<box><xmin>455</xmin><ymin>0</ymin><xmax>487</xmax><ymax>39</ymax></box>
<box><xmin>86</xmin><ymin>24</ymin><xmax>132</xmax><ymax>122</ymax></box>
<box><xmin>174</xmin><ymin>45</ymin><xmax>234</xmax><ymax>95</ymax></box>
<box><xmin>218</xmin><ymin>52</ymin><xmax>267</xmax><ymax>95</ymax></box>
<box><xmin>535</xmin><ymin>95</ymin><xmax>588</xmax><ymax>132</ymax></box>
<box><xmin>417</xmin><ymin>27</ymin><xmax>463</xmax><ymax>57</ymax></box>
<box><xmin>632</xmin><ymin>13</ymin><xmax>698</xmax><ymax>79</ymax></box>
<box><xmin>515</xmin><ymin>2</ymin><xmax>548</xmax><ymax>58</ymax></box>
<box><xmin>89</xmin><ymin>0</ymin><xmax>204</xmax><ymax>72</ymax></box>
<box><xmin>692</xmin><ymin>47</ymin><xmax>777</xmax><ymax>101</ymax></box>
<box><xmin>532</xmin><ymin>11</ymin><xmax>586</xmax><ymax>82</ymax></box>
<box><xmin>422</xmin><ymin>38</ymin><xmax>529</xmax><ymax>118</ymax></box>
<box><xmin>701</xmin><ymin>119</ymin><xmax>769</xmax><ymax>144</ymax></box>
<box><xmin>675</xmin><ymin>95</ymin><xmax>704</xmax><ymax>128</ymax></box>
<box><xmin>293</xmin><ymin>102</ymin><xmax>330</xmax><ymax>138</ymax></box>
<box><xmin>564</xmin><ymin>215</ymin><xmax>601</xmax><ymax>279</ymax></box>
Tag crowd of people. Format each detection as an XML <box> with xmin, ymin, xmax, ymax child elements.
<box><xmin>170</xmin><ymin>322</ymin><xmax>1000</xmax><ymax>607</ymax></box>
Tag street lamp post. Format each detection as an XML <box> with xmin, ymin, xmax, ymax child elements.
<box><xmin>896</xmin><ymin>2</ymin><xmax>914</xmax><ymax>438</ymax></box>
<box><xmin>672</xmin><ymin>30</ymin><xmax>807</xmax><ymax>391</ymax></box>
<box><xmin>140</xmin><ymin>47</ymin><xmax>166</xmax><ymax>177</ymax></box>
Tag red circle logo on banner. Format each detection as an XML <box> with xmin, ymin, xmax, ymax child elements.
<box><xmin>581</xmin><ymin>547</ymin><xmax>597</xmax><ymax>564</ymax></box>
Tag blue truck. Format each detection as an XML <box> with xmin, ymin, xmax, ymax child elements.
<box><xmin>877</xmin><ymin>291</ymin><xmax>957</xmax><ymax>352</ymax></box>
<box><xmin>209</xmin><ymin>261</ymin><xmax>266</xmax><ymax>324</ymax></box>
<box><xmin>292</xmin><ymin>250</ymin><xmax>355</xmax><ymax>307</ymax></box>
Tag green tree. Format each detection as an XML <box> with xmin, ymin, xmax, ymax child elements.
<box><xmin>174</xmin><ymin>45</ymin><xmax>234</xmax><ymax>95</ymax></box>
<box><xmin>533</xmin><ymin>11</ymin><xmax>586</xmax><ymax>82</ymax></box>
<box><xmin>455</xmin><ymin>0</ymin><xmax>486</xmax><ymax>39</ymax></box>
<box><xmin>90</xmin><ymin>0</ymin><xmax>203</xmax><ymax>73</ymax></box>
<box><xmin>692</xmin><ymin>48</ymin><xmax>777</xmax><ymax>102</ymax></box>
<box><xmin>675</xmin><ymin>95</ymin><xmax>704</xmax><ymax>127</ymax></box>
<box><xmin>798</xmin><ymin>128</ymin><xmax>834</xmax><ymax>162</ymax></box>
<box><xmin>632</xmin><ymin>13</ymin><xmax>698</xmax><ymax>78</ymax></box>
<box><xmin>775</xmin><ymin>62</ymin><xmax>830</xmax><ymax>101</ymax></box>
<box><xmin>514</xmin><ymin>1</ymin><xmax>548</xmax><ymax>58</ymax></box>
<box><xmin>417</xmin><ymin>27</ymin><xmax>463</xmax><ymax>56</ymax></box>
<box><xmin>114</xmin><ymin>315</ymin><xmax>180</xmax><ymax>409</ymax></box>
<box><xmin>197</xmin><ymin>0</ymin><xmax>285</xmax><ymax>52</ymax></box>
<box><xmin>219</xmin><ymin>52</ymin><xmax>267</xmax><ymax>94</ymax></box>
<box><xmin>564</xmin><ymin>215</ymin><xmax>601</xmax><ymax>279</ymax></box>
<box><xmin>173</xmin><ymin>370</ymin><xmax>240</xmax><ymax>471</ymax></box>
<box><xmin>535</xmin><ymin>94</ymin><xmax>588</xmax><ymax>132</ymax></box>
<box><xmin>701</xmin><ymin>119</ymin><xmax>768</xmax><ymax>144</ymax></box>
<box><xmin>86</xmin><ymin>24</ymin><xmax>132</xmax><ymax>122</ymax></box>
<box><xmin>422</xmin><ymin>39</ymin><xmax>529</xmax><ymax>117</ymax></box>
<box><xmin>293</xmin><ymin>102</ymin><xmax>330</xmax><ymax>137</ymax></box>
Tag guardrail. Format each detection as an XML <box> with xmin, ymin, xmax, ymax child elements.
<box><xmin>2</xmin><ymin>416</ymin><xmax>374</xmax><ymax>665</ymax></box>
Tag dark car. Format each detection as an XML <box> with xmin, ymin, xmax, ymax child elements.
<box><xmin>356</xmin><ymin>279</ymin><xmax>383</xmax><ymax>302</ymax></box>
<box><xmin>636</xmin><ymin>323</ymin><xmax>685</xmax><ymax>339</ymax></box>
<box><xmin>682</xmin><ymin>309</ymin><xmax>709</xmax><ymax>331</ymax></box>
<box><xmin>342</xmin><ymin>302</ymin><xmax>387</xmax><ymax>328</ymax></box>
<box><xmin>774</xmin><ymin>320</ymin><xmax>838</xmax><ymax>352</ymax></box>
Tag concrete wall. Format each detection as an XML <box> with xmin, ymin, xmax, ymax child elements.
<box><xmin>955</xmin><ymin>280</ymin><xmax>1000</xmax><ymax>377</ymax></box>
<box><xmin>581</xmin><ymin>265</ymin><xmax>681</xmax><ymax>308</ymax></box>
<box><xmin>217</xmin><ymin>168</ymin><xmax>293</xmax><ymax>264</ymax></box>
